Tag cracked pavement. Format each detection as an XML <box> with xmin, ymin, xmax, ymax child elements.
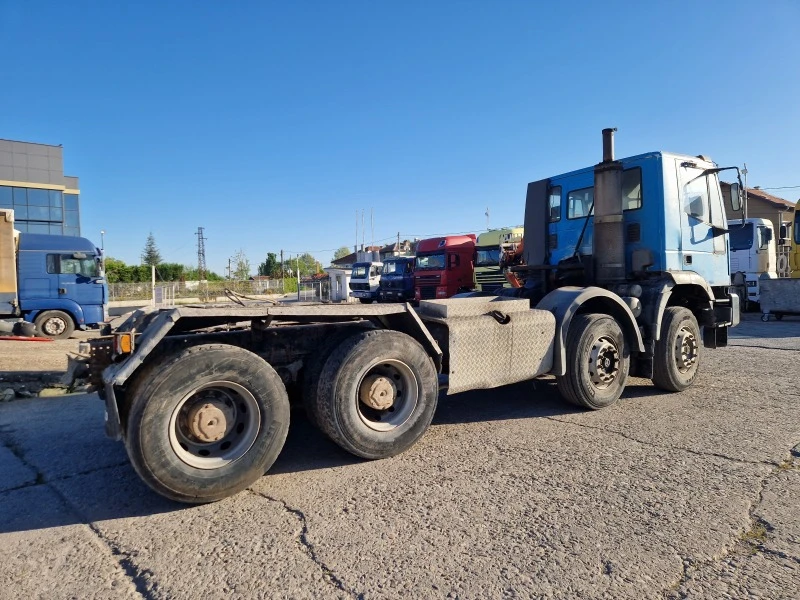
<box><xmin>1</xmin><ymin>314</ymin><xmax>798</xmax><ymax>599</ymax></box>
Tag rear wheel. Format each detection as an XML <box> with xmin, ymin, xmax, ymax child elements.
<box><xmin>652</xmin><ymin>307</ymin><xmax>701</xmax><ymax>392</ymax></box>
<box><xmin>312</xmin><ymin>330</ymin><xmax>439</xmax><ymax>459</ymax></box>
<box><xmin>34</xmin><ymin>310</ymin><xmax>75</xmax><ymax>339</ymax></box>
<box><xmin>556</xmin><ymin>314</ymin><xmax>629</xmax><ymax>410</ymax></box>
<box><xmin>125</xmin><ymin>344</ymin><xmax>290</xmax><ymax>503</ymax></box>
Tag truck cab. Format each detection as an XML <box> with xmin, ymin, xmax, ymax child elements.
<box><xmin>414</xmin><ymin>234</ymin><xmax>476</xmax><ymax>301</ymax></box>
<box><xmin>349</xmin><ymin>261</ymin><xmax>382</xmax><ymax>304</ymax></box>
<box><xmin>1</xmin><ymin>214</ymin><xmax>108</xmax><ymax>338</ymax></box>
<box><xmin>791</xmin><ymin>201</ymin><xmax>800</xmax><ymax>278</ymax></box>
<box><xmin>378</xmin><ymin>256</ymin><xmax>415</xmax><ymax>302</ymax></box>
<box><xmin>728</xmin><ymin>218</ymin><xmax>776</xmax><ymax>306</ymax></box>
<box><xmin>474</xmin><ymin>227</ymin><xmax>523</xmax><ymax>292</ymax></box>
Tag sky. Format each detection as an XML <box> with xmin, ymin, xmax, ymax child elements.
<box><xmin>1</xmin><ymin>0</ymin><xmax>798</xmax><ymax>276</ymax></box>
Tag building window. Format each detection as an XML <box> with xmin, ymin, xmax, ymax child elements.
<box><xmin>28</xmin><ymin>188</ymin><xmax>49</xmax><ymax>206</ymax></box>
<box><xmin>49</xmin><ymin>190</ymin><xmax>62</xmax><ymax>207</ymax></box>
<box><xmin>0</xmin><ymin>186</ymin><xmax>11</xmax><ymax>207</ymax></box>
<box><xmin>13</xmin><ymin>187</ymin><xmax>27</xmax><ymax>205</ymax></box>
<box><xmin>64</xmin><ymin>194</ymin><xmax>79</xmax><ymax>211</ymax></box>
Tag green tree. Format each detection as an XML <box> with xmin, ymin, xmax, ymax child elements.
<box><xmin>141</xmin><ymin>232</ymin><xmax>162</xmax><ymax>266</ymax></box>
<box><xmin>232</xmin><ymin>249</ymin><xmax>251</xmax><ymax>280</ymax></box>
<box><xmin>283</xmin><ymin>253</ymin><xmax>322</xmax><ymax>278</ymax></box>
<box><xmin>258</xmin><ymin>252</ymin><xmax>280</xmax><ymax>277</ymax></box>
<box><xmin>333</xmin><ymin>246</ymin><xmax>351</xmax><ymax>262</ymax></box>
<box><xmin>184</xmin><ymin>265</ymin><xmax>224</xmax><ymax>281</ymax></box>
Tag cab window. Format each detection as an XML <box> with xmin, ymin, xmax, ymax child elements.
<box><xmin>567</xmin><ymin>187</ymin><xmax>594</xmax><ymax>219</ymax></box>
<box><xmin>46</xmin><ymin>254</ymin><xmax>99</xmax><ymax>277</ymax></box>
<box><xmin>548</xmin><ymin>186</ymin><xmax>562</xmax><ymax>222</ymax></box>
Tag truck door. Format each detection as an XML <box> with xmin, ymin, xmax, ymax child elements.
<box><xmin>49</xmin><ymin>253</ymin><xmax>105</xmax><ymax>309</ymax></box>
<box><xmin>677</xmin><ymin>161</ymin><xmax>729</xmax><ymax>286</ymax></box>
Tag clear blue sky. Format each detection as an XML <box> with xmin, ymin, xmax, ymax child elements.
<box><xmin>2</xmin><ymin>0</ymin><xmax>798</xmax><ymax>275</ymax></box>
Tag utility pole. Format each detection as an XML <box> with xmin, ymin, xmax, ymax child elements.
<box><xmin>227</xmin><ymin>257</ymin><xmax>232</xmax><ymax>280</ymax></box>
<box><xmin>195</xmin><ymin>227</ymin><xmax>207</xmax><ymax>281</ymax></box>
<box><xmin>296</xmin><ymin>254</ymin><xmax>301</xmax><ymax>302</ymax></box>
<box><xmin>280</xmin><ymin>249</ymin><xmax>284</xmax><ymax>293</ymax></box>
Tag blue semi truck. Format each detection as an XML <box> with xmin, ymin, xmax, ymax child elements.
<box><xmin>76</xmin><ymin>129</ymin><xmax>741</xmax><ymax>504</ymax></box>
<box><xmin>377</xmin><ymin>256</ymin><xmax>415</xmax><ymax>302</ymax></box>
<box><xmin>0</xmin><ymin>209</ymin><xmax>107</xmax><ymax>339</ymax></box>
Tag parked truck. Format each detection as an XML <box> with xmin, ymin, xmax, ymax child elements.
<box><xmin>348</xmin><ymin>261</ymin><xmax>382</xmax><ymax>303</ymax></box>
<box><xmin>474</xmin><ymin>227</ymin><xmax>524</xmax><ymax>292</ymax></box>
<box><xmin>76</xmin><ymin>129</ymin><xmax>740</xmax><ymax>504</ymax></box>
<box><xmin>791</xmin><ymin>199</ymin><xmax>800</xmax><ymax>278</ymax></box>
<box><xmin>414</xmin><ymin>234</ymin><xmax>476</xmax><ymax>301</ymax></box>
<box><xmin>377</xmin><ymin>256</ymin><xmax>415</xmax><ymax>302</ymax></box>
<box><xmin>0</xmin><ymin>208</ymin><xmax>107</xmax><ymax>338</ymax></box>
<box><xmin>728</xmin><ymin>217</ymin><xmax>776</xmax><ymax>308</ymax></box>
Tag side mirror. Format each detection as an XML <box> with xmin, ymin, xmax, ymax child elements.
<box><xmin>764</xmin><ymin>228</ymin><xmax>773</xmax><ymax>243</ymax></box>
<box><xmin>780</xmin><ymin>224</ymin><xmax>788</xmax><ymax>239</ymax></box>
<box><xmin>729</xmin><ymin>182</ymin><xmax>742</xmax><ymax>211</ymax></box>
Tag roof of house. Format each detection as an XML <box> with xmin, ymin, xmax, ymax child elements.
<box><xmin>722</xmin><ymin>181</ymin><xmax>796</xmax><ymax>210</ymax></box>
<box><xmin>746</xmin><ymin>187</ymin><xmax>796</xmax><ymax>210</ymax></box>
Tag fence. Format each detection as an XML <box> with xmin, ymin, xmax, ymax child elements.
<box><xmin>107</xmin><ymin>278</ymin><xmax>330</xmax><ymax>303</ymax></box>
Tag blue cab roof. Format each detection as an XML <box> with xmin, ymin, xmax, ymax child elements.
<box><xmin>18</xmin><ymin>233</ymin><xmax>98</xmax><ymax>253</ymax></box>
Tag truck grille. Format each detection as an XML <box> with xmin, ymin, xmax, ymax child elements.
<box><xmin>382</xmin><ymin>279</ymin><xmax>403</xmax><ymax>290</ymax></box>
<box><xmin>475</xmin><ymin>270</ymin><xmax>505</xmax><ymax>291</ymax></box>
<box><xmin>419</xmin><ymin>286</ymin><xmax>437</xmax><ymax>300</ymax></box>
<box><xmin>350</xmin><ymin>283</ymin><xmax>370</xmax><ymax>291</ymax></box>
<box><xmin>416</xmin><ymin>275</ymin><xmax>440</xmax><ymax>286</ymax></box>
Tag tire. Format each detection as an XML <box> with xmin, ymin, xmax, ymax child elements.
<box><xmin>359</xmin><ymin>298</ymin><xmax>373</xmax><ymax>304</ymax></box>
<box><xmin>652</xmin><ymin>307</ymin><xmax>701</xmax><ymax>392</ymax></box>
<box><xmin>125</xmin><ymin>344</ymin><xmax>290</xmax><ymax>503</ymax></box>
<box><xmin>300</xmin><ymin>326</ymin><xmax>369</xmax><ymax>430</ymax></box>
<box><xmin>556</xmin><ymin>313</ymin><xmax>629</xmax><ymax>410</ymax></box>
<box><xmin>34</xmin><ymin>310</ymin><xmax>75</xmax><ymax>339</ymax></box>
<box><xmin>312</xmin><ymin>330</ymin><xmax>439</xmax><ymax>459</ymax></box>
<box><xmin>761</xmin><ymin>313</ymin><xmax>770</xmax><ymax>322</ymax></box>
<box><xmin>775</xmin><ymin>313</ymin><xmax>784</xmax><ymax>321</ymax></box>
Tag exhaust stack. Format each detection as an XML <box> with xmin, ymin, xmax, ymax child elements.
<box><xmin>593</xmin><ymin>128</ymin><xmax>626</xmax><ymax>284</ymax></box>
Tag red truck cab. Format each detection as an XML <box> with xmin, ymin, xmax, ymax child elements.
<box><xmin>414</xmin><ymin>234</ymin><xmax>476</xmax><ymax>301</ymax></box>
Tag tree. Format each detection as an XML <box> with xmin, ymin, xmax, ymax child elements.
<box><xmin>333</xmin><ymin>246</ymin><xmax>351</xmax><ymax>262</ymax></box>
<box><xmin>283</xmin><ymin>253</ymin><xmax>322</xmax><ymax>278</ymax></box>
<box><xmin>141</xmin><ymin>232</ymin><xmax>162</xmax><ymax>266</ymax></box>
<box><xmin>232</xmin><ymin>249</ymin><xmax>251</xmax><ymax>280</ymax></box>
<box><xmin>258</xmin><ymin>252</ymin><xmax>279</xmax><ymax>277</ymax></box>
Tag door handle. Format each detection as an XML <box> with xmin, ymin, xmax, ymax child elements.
<box><xmin>58</xmin><ymin>288</ymin><xmax>67</xmax><ymax>294</ymax></box>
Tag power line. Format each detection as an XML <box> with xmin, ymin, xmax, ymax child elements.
<box><xmin>758</xmin><ymin>185</ymin><xmax>800</xmax><ymax>191</ymax></box>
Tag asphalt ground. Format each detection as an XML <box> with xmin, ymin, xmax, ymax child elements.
<box><xmin>0</xmin><ymin>313</ymin><xmax>798</xmax><ymax>599</ymax></box>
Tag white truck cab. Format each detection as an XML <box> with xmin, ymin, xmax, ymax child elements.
<box><xmin>728</xmin><ymin>218</ymin><xmax>776</xmax><ymax>306</ymax></box>
<box><xmin>349</xmin><ymin>261</ymin><xmax>383</xmax><ymax>304</ymax></box>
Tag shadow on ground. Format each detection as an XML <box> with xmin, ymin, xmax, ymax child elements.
<box><xmin>0</xmin><ymin>376</ymin><xmax>665</xmax><ymax>534</ymax></box>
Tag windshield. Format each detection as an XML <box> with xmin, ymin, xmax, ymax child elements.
<box><xmin>729</xmin><ymin>223</ymin><xmax>754</xmax><ymax>252</ymax></box>
<box><xmin>415</xmin><ymin>253</ymin><xmax>445</xmax><ymax>270</ymax></box>
<box><xmin>351</xmin><ymin>265</ymin><xmax>367</xmax><ymax>278</ymax></box>
<box><xmin>382</xmin><ymin>260</ymin><xmax>412</xmax><ymax>275</ymax></box>
<box><xmin>475</xmin><ymin>247</ymin><xmax>500</xmax><ymax>267</ymax></box>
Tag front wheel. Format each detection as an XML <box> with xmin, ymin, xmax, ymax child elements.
<box><xmin>34</xmin><ymin>310</ymin><xmax>75</xmax><ymax>339</ymax></box>
<box><xmin>125</xmin><ymin>344</ymin><xmax>290</xmax><ymax>503</ymax></box>
<box><xmin>359</xmin><ymin>298</ymin><xmax>374</xmax><ymax>304</ymax></box>
<box><xmin>652</xmin><ymin>307</ymin><xmax>701</xmax><ymax>392</ymax></box>
<box><xmin>556</xmin><ymin>314</ymin><xmax>629</xmax><ymax>410</ymax></box>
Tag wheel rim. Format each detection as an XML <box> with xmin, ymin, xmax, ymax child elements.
<box><xmin>674</xmin><ymin>326</ymin><xmax>698</xmax><ymax>373</ymax></box>
<box><xmin>43</xmin><ymin>317</ymin><xmax>67</xmax><ymax>336</ymax></box>
<box><xmin>168</xmin><ymin>381</ymin><xmax>261</xmax><ymax>470</ymax></box>
<box><xmin>356</xmin><ymin>359</ymin><xmax>419</xmax><ymax>432</ymax></box>
<box><xmin>588</xmin><ymin>335</ymin><xmax>620</xmax><ymax>389</ymax></box>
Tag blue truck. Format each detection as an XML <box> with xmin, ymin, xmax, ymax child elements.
<box><xmin>1</xmin><ymin>209</ymin><xmax>107</xmax><ymax>339</ymax></box>
<box><xmin>76</xmin><ymin>129</ymin><xmax>741</xmax><ymax>504</ymax></box>
<box><xmin>377</xmin><ymin>256</ymin><xmax>415</xmax><ymax>302</ymax></box>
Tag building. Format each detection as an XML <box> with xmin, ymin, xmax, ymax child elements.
<box><xmin>0</xmin><ymin>139</ymin><xmax>81</xmax><ymax>236</ymax></box>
